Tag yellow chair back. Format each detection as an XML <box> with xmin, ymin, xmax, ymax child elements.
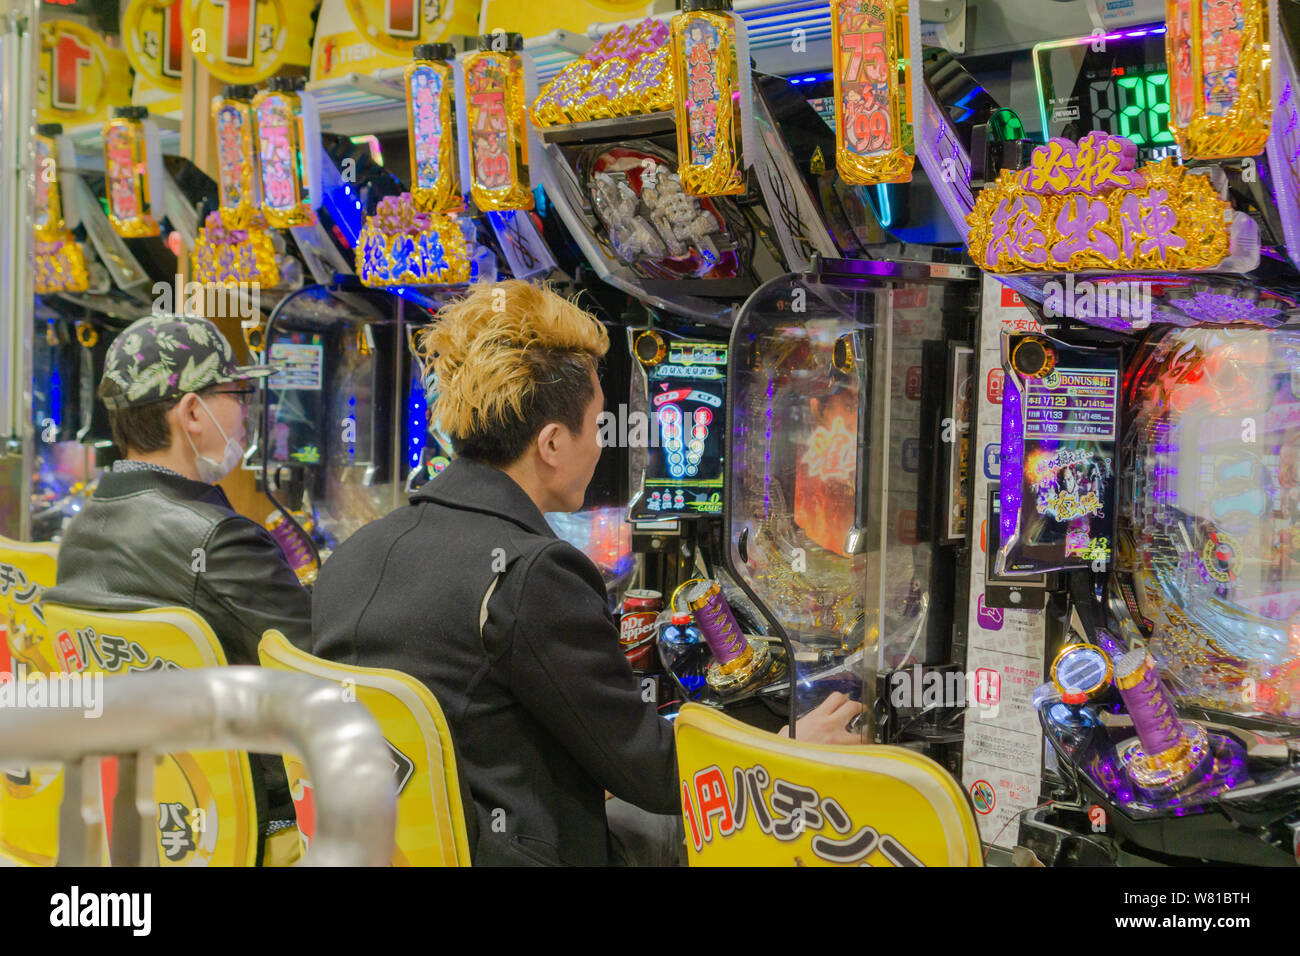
<box><xmin>258</xmin><ymin>629</ymin><xmax>472</xmax><ymax>866</ymax></box>
<box><xmin>673</xmin><ymin>703</ymin><xmax>983</xmax><ymax>867</ymax></box>
<box><xmin>0</xmin><ymin>536</ymin><xmax>62</xmax><ymax>866</ymax></box>
<box><xmin>41</xmin><ymin>603</ymin><xmax>258</xmax><ymax>866</ymax></box>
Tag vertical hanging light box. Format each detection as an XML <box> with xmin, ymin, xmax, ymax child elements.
<box><xmin>831</xmin><ymin>0</ymin><xmax>915</xmax><ymax>185</ymax></box>
<box><xmin>253</xmin><ymin>76</ymin><xmax>318</xmax><ymax>229</ymax></box>
<box><xmin>406</xmin><ymin>43</ymin><xmax>463</xmax><ymax>214</ymax></box>
<box><xmin>670</xmin><ymin>0</ymin><xmax>748</xmax><ymax>198</ymax></box>
<box><xmin>103</xmin><ymin>106</ymin><xmax>162</xmax><ymax>238</ymax></box>
<box><xmin>463</xmin><ymin>32</ymin><xmax>533</xmax><ymax>212</ymax></box>
<box><xmin>193</xmin><ymin>85</ymin><xmax>278</xmax><ymax>288</ymax></box>
<box><xmin>212</xmin><ymin>84</ymin><xmax>264</xmax><ymax>229</ymax></box>
<box><xmin>34</xmin><ymin>124</ymin><xmax>88</xmax><ymax>295</ymax></box>
<box><xmin>1166</xmin><ymin>0</ymin><xmax>1272</xmax><ymax>159</ymax></box>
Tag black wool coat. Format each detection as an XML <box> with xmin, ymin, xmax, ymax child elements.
<box><xmin>310</xmin><ymin>457</ymin><xmax>679</xmax><ymax>866</ymax></box>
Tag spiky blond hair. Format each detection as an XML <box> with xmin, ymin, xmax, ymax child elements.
<box><xmin>419</xmin><ymin>280</ymin><xmax>610</xmax><ymax>464</ymax></box>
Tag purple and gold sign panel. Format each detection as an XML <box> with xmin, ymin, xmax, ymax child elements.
<box><xmin>967</xmin><ymin>132</ymin><xmax>1256</xmax><ymax>274</ymax></box>
<box><xmin>830</xmin><ymin>0</ymin><xmax>914</xmax><ymax>185</ymax></box>
<box><xmin>996</xmin><ymin>333</ymin><xmax>1121</xmax><ymax>576</ymax></box>
<box><xmin>1165</xmin><ymin>0</ymin><xmax>1272</xmax><ymax>159</ymax></box>
<box><xmin>191</xmin><ymin>211</ymin><xmax>279</xmax><ymax>287</ymax></box>
<box><xmin>356</xmin><ymin>193</ymin><xmax>470</xmax><ymax>287</ymax></box>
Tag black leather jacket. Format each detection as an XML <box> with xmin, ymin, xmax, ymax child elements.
<box><xmin>311</xmin><ymin>457</ymin><xmax>678</xmax><ymax>866</ymax></box>
<box><xmin>45</xmin><ymin>465</ymin><xmax>313</xmax><ymax>830</ymax></box>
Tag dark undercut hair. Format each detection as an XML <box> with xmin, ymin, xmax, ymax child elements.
<box><xmin>99</xmin><ymin>378</ymin><xmax>179</xmax><ymax>456</ymax></box>
<box><xmin>452</xmin><ymin>349</ymin><xmax>597</xmax><ymax>465</ymax></box>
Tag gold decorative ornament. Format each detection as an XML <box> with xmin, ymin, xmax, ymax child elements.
<box><xmin>103</xmin><ymin>108</ymin><xmax>161</xmax><ymax>239</ymax></box>
<box><xmin>463</xmin><ymin>33</ymin><xmax>533</xmax><ymax>212</ymax></box>
<box><xmin>356</xmin><ymin>193</ymin><xmax>471</xmax><ymax>287</ymax></box>
<box><xmin>1165</xmin><ymin>0</ymin><xmax>1272</xmax><ymax>160</ymax></box>
<box><xmin>670</xmin><ymin>0</ymin><xmax>745</xmax><ymax>197</ymax></box>
<box><xmin>830</xmin><ymin>0</ymin><xmax>915</xmax><ymax>185</ymax></box>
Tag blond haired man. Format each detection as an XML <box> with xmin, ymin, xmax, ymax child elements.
<box><xmin>311</xmin><ymin>281</ymin><xmax>859</xmax><ymax>866</ymax></box>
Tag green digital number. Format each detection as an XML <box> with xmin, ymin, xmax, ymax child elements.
<box><xmin>1117</xmin><ymin>76</ymin><xmax>1147</xmax><ymax>144</ymax></box>
<box><xmin>1145</xmin><ymin>71</ymin><xmax>1174</xmax><ymax>144</ymax></box>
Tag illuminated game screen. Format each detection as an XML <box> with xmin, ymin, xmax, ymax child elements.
<box><xmin>1033</xmin><ymin>26</ymin><xmax>1178</xmax><ymax>161</ymax></box>
<box><xmin>631</xmin><ymin>340</ymin><xmax>726</xmax><ymax>520</ymax></box>
<box><xmin>1123</xmin><ymin>328</ymin><xmax>1300</xmax><ymax>721</ymax></box>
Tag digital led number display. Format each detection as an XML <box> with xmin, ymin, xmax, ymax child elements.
<box><xmin>1034</xmin><ymin>27</ymin><xmax>1178</xmax><ymax>160</ymax></box>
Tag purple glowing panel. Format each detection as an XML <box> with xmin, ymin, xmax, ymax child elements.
<box><xmin>1173</xmin><ymin>291</ymin><xmax>1287</xmax><ymax>326</ymax></box>
<box><xmin>1267</xmin><ymin>2</ymin><xmax>1300</xmax><ymax>271</ymax></box>
<box><xmin>1115</xmin><ymin>650</ymin><xmax>1186</xmax><ymax>757</ymax></box>
<box><xmin>1000</xmin><ymin>358</ymin><xmax>1024</xmax><ymax>544</ymax></box>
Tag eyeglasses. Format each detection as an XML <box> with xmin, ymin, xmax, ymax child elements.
<box><xmin>210</xmin><ymin>387</ymin><xmax>258</xmax><ymax>407</ymax></box>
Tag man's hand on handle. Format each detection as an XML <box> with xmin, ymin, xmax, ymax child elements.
<box><xmin>779</xmin><ymin>691</ymin><xmax>867</xmax><ymax>746</ymax></box>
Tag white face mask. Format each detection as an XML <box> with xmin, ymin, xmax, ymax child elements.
<box><xmin>184</xmin><ymin>394</ymin><xmax>244</xmax><ymax>485</ymax></box>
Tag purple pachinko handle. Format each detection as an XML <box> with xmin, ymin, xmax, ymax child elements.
<box><xmin>1114</xmin><ymin>649</ymin><xmax>1186</xmax><ymax>757</ymax></box>
<box><xmin>688</xmin><ymin>582</ymin><xmax>748</xmax><ymax>666</ymax></box>
<box><xmin>267</xmin><ymin>514</ymin><xmax>314</xmax><ymax>574</ymax></box>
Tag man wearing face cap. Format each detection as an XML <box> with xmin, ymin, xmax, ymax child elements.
<box><xmin>46</xmin><ymin>314</ymin><xmax>311</xmax><ymax>860</ymax></box>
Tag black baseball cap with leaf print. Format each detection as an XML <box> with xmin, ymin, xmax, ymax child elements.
<box><xmin>100</xmin><ymin>314</ymin><xmax>274</xmax><ymax>411</ymax></box>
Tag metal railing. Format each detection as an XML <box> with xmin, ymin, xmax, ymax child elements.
<box><xmin>0</xmin><ymin>668</ymin><xmax>397</xmax><ymax>866</ymax></box>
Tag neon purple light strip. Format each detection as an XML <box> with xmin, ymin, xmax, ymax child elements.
<box><xmin>999</xmin><ymin>348</ymin><xmax>1024</xmax><ymax>547</ymax></box>
<box><xmin>1267</xmin><ymin>2</ymin><xmax>1300</xmax><ymax>272</ymax></box>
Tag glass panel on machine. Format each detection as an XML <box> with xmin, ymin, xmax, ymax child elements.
<box><xmin>261</xmin><ymin>286</ymin><xmax>414</xmax><ymax>556</ymax></box>
<box><xmin>1123</xmin><ymin>327</ymin><xmax>1300</xmax><ymax>720</ymax></box>
<box><xmin>728</xmin><ymin>279</ymin><xmax>873</xmax><ymax>715</ymax></box>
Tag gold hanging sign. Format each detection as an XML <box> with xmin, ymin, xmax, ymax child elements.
<box><xmin>1166</xmin><ymin>0</ymin><xmax>1272</xmax><ymax>159</ymax></box>
<box><xmin>830</xmin><ymin>0</ymin><xmax>914</xmax><ymax>185</ymax></box>
<box><xmin>103</xmin><ymin>108</ymin><xmax>162</xmax><ymax>238</ymax></box>
<box><xmin>213</xmin><ymin>84</ymin><xmax>264</xmax><ymax>228</ymax></box>
<box><xmin>463</xmin><ymin>33</ymin><xmax>533</xmax><ymax>212</ymax></box>
<box><xmin>253</xmin><ymin>79</ymin><xmax>317</xmax><ymax>229</ymax></box>
<box><xmin>670</xmin><ymin>0</ymin><xmax>745</xmax><ymax>197</ymax></box>
<box><xmin>406</xmin><ymin>43</ymin><xmax>462</xmax><ymax>214</ymax></box>
<box><xmin>34</xmin><ymin>128</ymin><xmax>89</xmax><ymax>295</ymax></box>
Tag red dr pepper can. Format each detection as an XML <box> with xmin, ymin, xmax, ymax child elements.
<box><xmin>620</xmin><ymin>589</ymin><xmax>662</xmax><ymax>667</ymax></box>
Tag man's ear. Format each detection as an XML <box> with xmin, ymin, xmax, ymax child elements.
<box><xmin>534</xmin><ymin>422</ymin><xmax>564</xmax><ymax>467</ymax></box>
<box><xmin>173</xmin><ymin>393</ymin><xmax>202</xmax><ymax>437</ymax></box>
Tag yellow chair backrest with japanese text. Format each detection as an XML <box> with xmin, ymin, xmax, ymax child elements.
<box><xmin>258</xmin><ymin>629</ymin><xmax>472</xmax><ymax>866</ymax></box>
<box><xmin>0</xmin><ymin>536</ymin><xmax>62</xmax><ymax>865</ymax></box>
<box><xmin>674</xmin><ymin>703</ymin><xmax>983</xmax><ymax>867</ymax></box>
<box><xmin>40</xmin><ymin>603</ymin><xmax>258</xmax><ymax>866</ymax></box>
